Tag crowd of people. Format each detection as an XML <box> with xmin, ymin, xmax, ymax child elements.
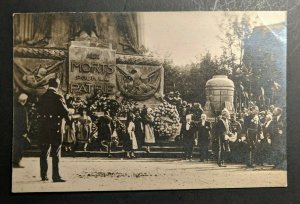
<box><xmin>13</xmin><ymin>79</ymin><xmax>286</xmax><ymax>182</ymax></box>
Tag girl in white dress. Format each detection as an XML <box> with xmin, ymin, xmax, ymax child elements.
<box><xmin>124</xmin><ymin>114</ymin><xmax>138</xmax><ymax>158</ymax></box>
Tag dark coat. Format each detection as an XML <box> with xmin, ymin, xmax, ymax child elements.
<box><xmin>180</xmin><ymin>121</ymin><xmax>197</xmax><ymax>142</ymax></box>
<box><xmin>37</xmin><ymin>89</ymin><xmax>70</xmax><ymax>145</ymax></box>
<box><xmin>215</xmin><ymin>117</ymin><xmax>230</xmax><ymax>141</ymax></box>
<box><xmin>272</xmin><ymin>115</ymin><xmax>285</xmax><ymax>148</ymax></box>
<box><xmin>191</xmin><ymin>108</ymin><xmax>203</xmax><ymax>121</ymax></box>
<box><xmin>134</xmin><ymin>116</ymin><xmax>144</xmax><ymax>144</ymax></box>
<box><xmin>97</xmin><ymin>115</ymin><xmax>114</xmax><ymax>141</ymax></box>
<box><xmin>197</xmin><ymin>120</ymin><xmax>211</xmax><ymax>143</ymax></box>
<box><xmin>14</xmin><ymin>101</ymin><xmax>28</xmax><ymax>139</ymax></box>
<box><xmin>243</xmin><ymin>115</ymin><xmax>262</xmax><ymax>133</ymax></box>
<box><xmin>262</xmin><ymin>120</ymin><xmax>275</xmax><ymax>141</ymax></box>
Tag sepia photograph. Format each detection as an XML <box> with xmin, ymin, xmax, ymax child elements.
<box><xmin>12</xmin><ymin>11</ymin><xmax>287</xmax><ymax>192</ymax></box>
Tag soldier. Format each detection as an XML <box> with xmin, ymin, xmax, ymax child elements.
<box><xmin>37</xmin><ymin>78</ymin><xmax>71</xmax><ymax>182</ymax></box>
<box><xmin>243</xmin><ymin>106</ymin><xmax>262</xmax><ymax>168</ymax></box>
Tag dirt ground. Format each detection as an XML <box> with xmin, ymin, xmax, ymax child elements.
<box><xmin>12</xmin><ymin>157</ymin><xmax>287</xmax><ymax>192</ymax></box>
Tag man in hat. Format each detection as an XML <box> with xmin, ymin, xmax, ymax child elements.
<box><xmin>37</xmin><ymin>78</ymin><xmax>71</xmax><ymax>182</ymax></box>
<box><xmin>180</xmin><ymin>114</ymin><xmax>197</xmax><ymax>161</ymax></box>
<box><xmin>243</xmin><ymin>105</ymin><xmax>262</xmax><ymax>168</ymax></box>
<box><xmin>13</xmin><ymin>93</ymin><xmax>29</xmax><ymax>168</ymax></box>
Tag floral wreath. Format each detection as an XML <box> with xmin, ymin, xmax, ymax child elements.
<box><xmin>153</xmin><ymin>100</ymin><xmax>180</xmax><ymax>138</ymax></box>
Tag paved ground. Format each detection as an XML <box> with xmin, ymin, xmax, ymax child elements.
<box><xmin>12</xmin><ymin>157</ymin><xmax>287</xmax><ymax>192</ymax></box>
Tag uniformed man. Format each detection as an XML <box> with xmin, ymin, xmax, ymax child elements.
<box><xmin>37</xmin><ymin>78</ymin><xmax>71</xmax><ymax>182</ymax></box>
<box><xmin>243</xmin><ymin>106</ymin><xmax>262</xmax><ymax>168</ymax></box>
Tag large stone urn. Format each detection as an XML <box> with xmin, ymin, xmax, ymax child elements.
<box><xmin>203</xmin><ymin>75</ymin><xmax>235</xmax><ymax>120</ymax></box>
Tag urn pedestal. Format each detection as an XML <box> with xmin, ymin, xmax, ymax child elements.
<box><xmin>203</xmin><ymin>75</ymin><xmax>235</xmax><ymax>121</ymax></box>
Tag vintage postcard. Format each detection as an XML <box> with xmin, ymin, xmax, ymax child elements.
<box><xmin>12</xmin><ymin>11</ymin><xmax>287</xmax><ymax>192</ymax></box>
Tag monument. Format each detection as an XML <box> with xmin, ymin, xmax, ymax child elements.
<box><xmin>68</xmin><ymin>40</ymin><xmax>164</xmax><ymax>106</ymax></box>
<box><xmin>68</xmin><ymin>41</ymin><xmax>116</xmax><ymax>98</ymax></box>
<box><xmin>203</xmin><ymin>75</ymin><xmax>235</xmax><ymax>121</ymax></box>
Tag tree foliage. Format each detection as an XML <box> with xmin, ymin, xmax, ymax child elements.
<box><xmin>164</xmin><ymin>13</ymin><xmax>285</xmax><ymax>108</ymax></box>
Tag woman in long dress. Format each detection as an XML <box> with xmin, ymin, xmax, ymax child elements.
<box><xmin>123</xmin><ymin>114</ymin><xmax>138</xmax><ymax>158</ymax></box>
<box><xmin>62</xmin><ymin>118</ymin><xmax>76</xmax><ymax>152</ymax></box>
<box><xmin>143</xmin><ymin>107</ymin><xmax>155</xmax><ymax>153</ymax></box>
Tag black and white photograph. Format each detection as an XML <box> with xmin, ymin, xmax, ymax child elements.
<box><xmin>12</xmin><ymin>11</ymin><xmax>287</xmax><ymax>192</ymax></box>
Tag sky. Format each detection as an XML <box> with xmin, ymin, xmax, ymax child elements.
<box><xmin>139</xmin><ymin>11</ymin><xmax>286</xmax><ymax>66</ymax></box>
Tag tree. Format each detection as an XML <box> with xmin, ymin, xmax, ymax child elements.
<box><xmin>218</xmin><ymin>13</ymin><xmax>260</xmax><ymax>67</ymax></box>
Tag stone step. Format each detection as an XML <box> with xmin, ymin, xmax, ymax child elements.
<box><xmin>23</xmin><ymin>149</ymin><xmax>216</xmax><ymax>159</ymax></box>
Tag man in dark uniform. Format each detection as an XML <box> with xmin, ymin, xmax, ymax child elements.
<box><xmin>243</xmin><ymin>106</ymin><xmax>262</xmax><ymax>168</ymax></box>
<box><xmin>197</xmin><ymin>114</ymin><xmax>211</xmax><ymax>162</ymax></box>
<box><xmin>37</xmin><ymin>78</ymin><xmax>71</xmax><ymax>182</ymax></box>
<box><xmin>215</xmin><ymin>109</ymin><xmax>231</xmax><ymax>167</ymax></box>
<box><xmin>13</xmin><ymin>93</ymin><xmax>29</xmax><ymax>168</ymax></box>
<box><xmin>180</xmin><ymin>114</ymin><xmax>197</xmax><ymax>161</ymax></box>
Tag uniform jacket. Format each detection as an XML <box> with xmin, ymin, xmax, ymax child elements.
<box><xmin>37</xmin><ymin>88</ymin><xmax>70</xmax><ymax>145</ymax></box>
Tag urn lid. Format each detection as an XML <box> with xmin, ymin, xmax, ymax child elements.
<box><xmin>205</xmin><ymin>75</ymin><xmax>234</xmax><ymax>88</ymax></box>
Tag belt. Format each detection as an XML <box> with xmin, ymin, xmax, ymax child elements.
<box><xmin>247</xmin><ymin>128</ymin><xmax>258</xmax><ymax>131</ymax></box>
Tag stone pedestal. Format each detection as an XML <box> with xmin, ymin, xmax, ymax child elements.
<box><xmin>68</xmin><ymin>41</ymin><xmax>116</xmax><ymax>99</ymax></box>
<box><xmin>68</xmin><ymin>40</ymin><xmax>163</xmax><ymax>106</ymax></box>
<box><xmin>204</xmin><ymin>75</ymin><xmax>235</xmax><ymax>120</ymax></box>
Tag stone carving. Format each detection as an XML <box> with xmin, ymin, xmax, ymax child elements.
<box><xmin>116</xmin><ymin>65</ymin><xmax>162</xmax><ymax>101</ymax></box>
<box><xmin>13</xmin><ymin>59</ymin><xmax>64</xmax><ymax>95</ymax></box>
